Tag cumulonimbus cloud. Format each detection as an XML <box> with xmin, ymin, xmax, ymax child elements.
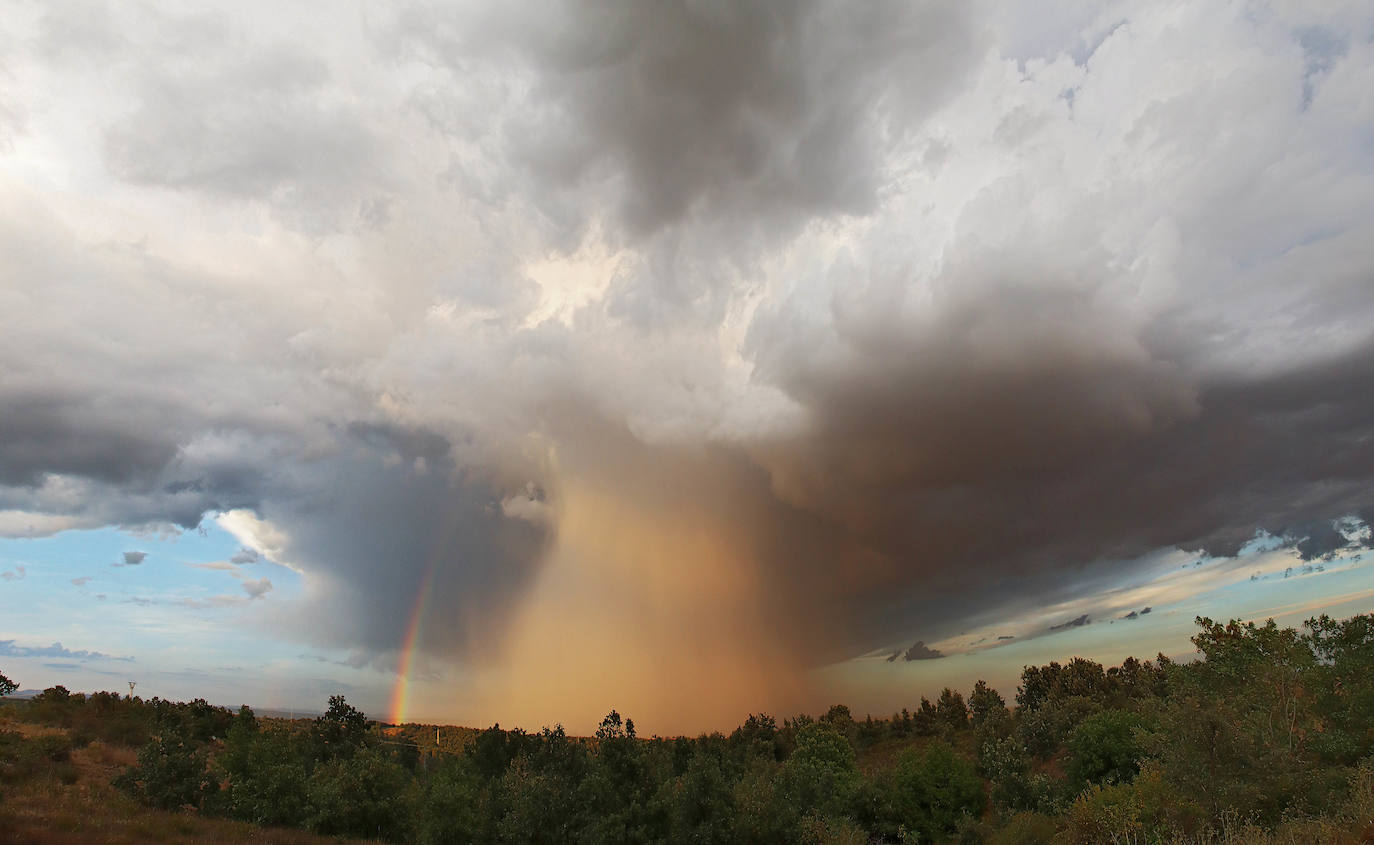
<box><xmin>2</xmin><ymin>0</ymin><xmax>1373</xmax><ymax>727</ymax></box>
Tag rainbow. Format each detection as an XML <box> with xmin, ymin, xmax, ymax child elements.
<box><xmin>388</xmin><ymin>552</ymin><xmax>440</xmax><ymax>725</ymax></box>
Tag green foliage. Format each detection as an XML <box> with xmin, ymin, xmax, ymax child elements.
<box><xmin>64</xmin><ymin>612</ymin><xmax>1374</xmax><ymax>845</ymax></box>
<box><xmin>730</xmin><ymin>712</ymin><xmax>784</xmax><ymax>761</ymax></box>
<box><xmin>979</xmin><ymin>733</ymin><xmax>1051</xmax><ymax>813</ymax></box>
<box><xmin>19</xmin><ymin>686</ymin><xmax>157</xmax><ymax>746</ymax></box>
<box><xmin>888</xmin><ymin>741</ymin><xmax>984</xmax><ymax>842</ymax></box>
<box><xmin>1065</xmin><ymin>708</ymin><xmax>1145</xmax><ymax>787</ymax></box>
<box><xmin>305</xmin><ymin>746</ymin><xmax>413</xmax><ymax>840</ymax></box>
<box><xmin>498</xmin><ymin>757</ymin><xmax>587</xmax><ymax>844</ymax></box>
<box><xmin>796</xmin><ymin>810</ymin><xmax>868</xmax><ymax>845</ymax></box>
<box><xmin>1305</xmin><ymin>613</ymin><xmax>1374</xmax><ymax>762</ymax></box>
<box><xmin>732</xmin><ymin>765</ymin><xmax>790</xmax><ymax>844</ymax></box>
<box><xmin>1</xmin><ymin>729</ymin><xmax>74</xmax><ymax>786</ymax></box>
<box><xmin>969</xmin><ymin>679</ymin><xmax>1009</xmax><ymax>729</ymax></box>
<box><xmin>114</xmin><ymin>728</ymin><xmax>218</xmax><ymax>811</ymax></box>
<box><xmin>471</xmin><ymin>723</ymin><xmax>515</xmax><ymax>779</ymax></box>
<box><xmin>662</xmin><ymin>751</ymin><xmax>735</xmax><ymax>845</ymax></box>
<box><xmin>212</xmin><ymin>723</ymin><xmax>310</xmax><ymax>825</ymax></box>
<box><xmin>1017</xmin><ymin>656</ymin><xmax>1122</xmax><ymax>713</ymax></box>
<box><xmin>987</xmin><ymin>811</ymin><xmax>1060</xmax><ymax>845</ymax></box>
<box><xmin>1144</xmin><ymin>616</ymin><xmax>1333</xmax><ymax>823</ymax></box>
<box><xmin>1018</xmin><ymin>694</ymin><xmax>1101</xmax><ymax>759</ymax></box>
<box><xmin>415</xmin><ymin>757</ymin><xmax>490</xmax><ymax>844</ymax></box>
<box><xmin>0</xmin><ymin>670</ymin><xmax>16</xmax><ymax>698</ymax></box>
<box><xmin>936</xmin><ymin>687</ymin><xmax>970</xmax><ymax>731</ymax></box>
<box><xmin>779</xmin><ymin>722</ymin><xmax>861</xmax><ymax>824</ymax></box>
<box><xmin>1061</xmin><ymin>780</ymin><xmax>1146</xmax><ymax>845</ymax></box>
<box><xmin>311</xmin><ymin>694</ymin><xmax>370</xmax><ymax>760</ymax></box>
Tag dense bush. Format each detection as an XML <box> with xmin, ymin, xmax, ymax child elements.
<box><xmin>888</xmin><ymin>742</ymin><xmax>984</xmax><ymax>841</ymax></box>
<box><xmin>113</xmin><ymin>728</ymin><xmax>218</xmax><ymax>811</ymax></box>
<box><xmin>1065</xmin><ymin>708</ymin><xmax>1146</xmax><ymax>787</ymax></box>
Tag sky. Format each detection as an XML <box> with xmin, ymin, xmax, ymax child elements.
<box><xmin>2</xmin><ymin>0</ymin><xmax>1374</xmax><ymax>735</ymax></box>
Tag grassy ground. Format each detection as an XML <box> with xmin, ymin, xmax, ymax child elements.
<box><xmin>0</xmin><ymin>715</ymin><xmax>379</xmax><ymax>845</ymax></box>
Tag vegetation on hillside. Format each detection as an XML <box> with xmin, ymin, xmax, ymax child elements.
<box><xmin>4</xmin><ymin>613</ymin><xmax>1374</xmax><ymax>843</ymax></box>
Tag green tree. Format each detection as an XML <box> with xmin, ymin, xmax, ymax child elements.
<box><xmin>471</xmin><ymin>724</ymin><xmax>513</xmax><ymax>780</ymax></box>
<box><xmin>305</xmin><ymin>746</ymin><xmax>413</xmax><ymax>840</ymax></box>
<box><xmin>312</xmin><ymin>694</ymin><xmax>370</xmax><ymax>760</ymax></box>
<box><xmin>1066</xmin><ymin>709</ymin><xmax>1145</xmax><ymax>787</ymax></box>
<box><xmin>979</xmin><ymin>733</ymin><xmax>1046</xmax><ymax>812</ymax></box>
<box><xmin>114</xmin><ymin>728</ymin><xmax>218</xmax><ymax>811</ymax></box>
<box><xmin>969</xmin><ymin>679</ymin><xmax>1009</xmax><ymax>729</ymax></box>
<box><xmin>663</xmin><ymin>751</ymin><xmax>735</xmax><ymax>845</ymax></box>
<box><xmin>416</xmin><ymin>757</ymin><xmax>490</xmax><ymax>845</ymax></box>
<box><xmin>1144</xmin><ymin>617</ymin><xmax>1324</xmax><ymax>822</ymax></box>
<box><xmin>889</xmin><ymin>742</ymin><xmax>984</xmax><ymax>841</ymax></box>
<box><xmin>1305</xmin><ymin>613</ymin><xmax>1374</xmax><ymax>763</ymax></box>
<box><xmin>779</xmin><ymin>723</ymin><xmax>861</xmax><ymax>823</ymax></box>
<box><xmin>0</xmin><ymin>670</ymin><xmax>16</xmax><ymax>697</ymax></box>
<box><xmin>733</xmin><ymin>765</ymin><xmax>789</xmax><ymax>844</ymax></box>
<box><xmin>936</xmin><ymin>688</ymin><xmax>970</xmax><ymax>731</ymax></box>
<box><xmin>730</xmin><ymin>713</ymin><xmax>783</xmax><ymax>761</ymax></box>
<box><xmin>213</xmin><ymin>725</ymin><xmax>310</xmax><ymax>826</ymax></box>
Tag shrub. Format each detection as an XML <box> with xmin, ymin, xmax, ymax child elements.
<box><xmin>989</xmin><ymin>811</ymin><xmax>1059</xmax><ymax>845</ymax></box>
<box><xmin>889</xmin><ymin>742</ymin><xmax>984</xmax><ymax>842</ymax></box>
<box><xmin>1066</xmin><ymin>708</ymin><xmax>1145</xmax><ymax>787</ymax></box>
<box><xmin>114</xmin><ymin>730</ymin><xmax>218</xmax><ymax>811</ymax></box>
<box><xmin>415</xmin><ymin>758</ymin><xmax>490</xmax><ymax>845</ymax></box>
<box><xmin>305</xmin><ymin>746</ymin><xmax>413</xmax><ymax>840</ymax></box>
<box><xmin>779</xmin><ymin>722</ymin><xmax>861</xmax><ymax>823</ymax></box>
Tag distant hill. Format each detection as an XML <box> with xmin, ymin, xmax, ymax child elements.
<box><xmin>1</xmin><ymin>688</ymin><xmax>320</xmax><ymax>719</ymax></box>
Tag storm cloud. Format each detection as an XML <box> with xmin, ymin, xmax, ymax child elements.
<box><xmin>3</xmin><ymin>0</ymin><xmax>1374</xmax><ymax>726</ymax></box>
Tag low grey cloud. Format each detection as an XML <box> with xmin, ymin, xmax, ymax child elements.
<box><xmin>1</xmin><ymin>564</ymin><xmax>24</xmax><ymax>581</ymax></box>
<box><xmin>0</xmin><ymin>639</ymin><xmax>132</xmax><ymax>662</ymax></box>
<box><xmin>229</xmin><ymin>547</ymin><xmax>260</xmax><ymax>565</ymax></box>
<box><xmin>241</xmin><ymin>577</ymin><xmax>272</xmax><ymax>599</ymax></box>
<box><xmin>70</xmin><ymin>576</ymin><xmax>92</xmax><ymax>587</ymax></box>
<box><xmin>887</xmin><ymin>641</ymin><xmax>944</xmax><ymax>662</ymax></box>
<box><xmin>121</xmin><ymin>551</ymin><xmax>146</xmax><ymax>566</ymax></box>
<box><xmin>1050</xmin><ymin>615</ymin><xmax>1092</xmax><ymax>632</ymax></box>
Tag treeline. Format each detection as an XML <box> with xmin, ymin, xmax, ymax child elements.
<box><xmin>5</xmin><ymin>613</ymin><xmax>1374</xmax><ymax>843</ymax></box>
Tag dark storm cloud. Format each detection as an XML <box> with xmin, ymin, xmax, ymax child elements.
<box><xmin>5</xmin><ymin>0</ymin><xmax>1374</xmax><ymax>690</ymax></box>
<box><xmin>397</xmin><ymin>0</ymin><xmax>978</xmax><ymax>239</ymax></box>
<box><xmin>1288</xmin><ymin>520</ymin><xmax>1351</xmax><ymax>560</ymax></box>
<box><xmin>345</xmin><ymin>422</ymin><xmax>452</xmax><ymax>465</ymax></box>
<box><xmin>0</xmin><ymin>395</ymin><xmax>178</xmax><ymax>487</ymax></box>
<box><xmin>727</xmin><ymin>332</ymin><xmax>1374</xmax><ymax>653</ymax></box>
<box><xmin>257</xmin><ymin>427</ymin><xmax>551</xmax><ymax>657</ymax></box>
